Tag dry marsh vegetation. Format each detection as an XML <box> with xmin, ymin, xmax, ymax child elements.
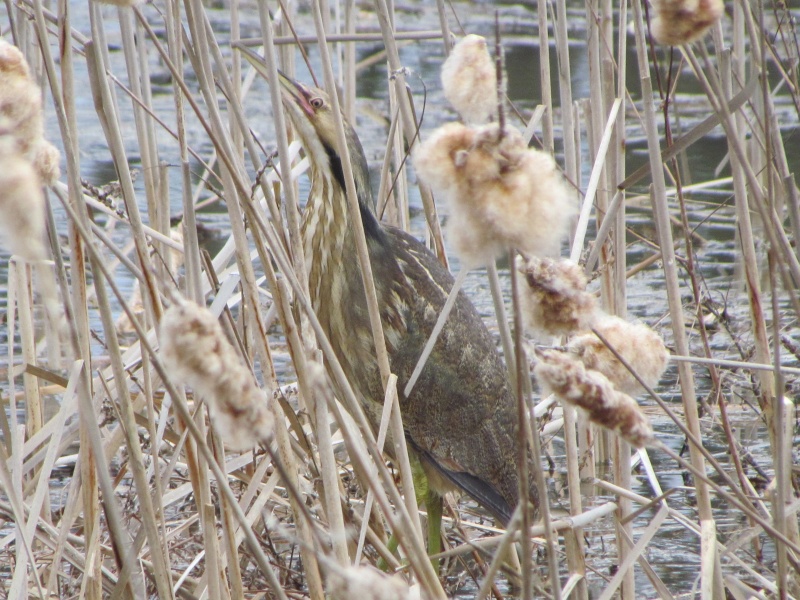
<box><xmin>0</xmin><ymin>0</ymin><xmax>799</xmax><ymax>598</ymax></box>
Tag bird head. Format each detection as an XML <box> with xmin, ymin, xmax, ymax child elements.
<box><xmin>278</xmin><ymin>73</ymin><xmax>336</xmax><ymax>168</ymax></box>
<box><xmin>278</xmin><ymin>72</ymin><xmax>374</xmax><ymax>210</ymax></box>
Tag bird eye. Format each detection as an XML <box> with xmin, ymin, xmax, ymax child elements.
<box><xmin>310</xmin><ymin>97</ymin><xmax>324</xmax><ymax>109</ymax></box>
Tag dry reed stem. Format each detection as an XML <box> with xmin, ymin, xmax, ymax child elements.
<box><xmin>92</xmin><ymin>258</ymin><xmax>175</xmax><ymax>598</ymax></box>
<box><xmin>509</xmin><ymin>257</ymin><xmax>545</xmax><ymax>600</ymax></box>
<box><xmin>632</xmin><ymin>1</ymin><xmax>716</xmax><ymax>543</ymax></box>
<box><xmin>569</xmin><ymin>97</ymin><xmax>622</xmax><ymax>264</ymax></box>
<box><xmin>372</xmin><ymin>0</ymin><xmax>449</xmax><ymax>266</ymax></box>
<box><xmin>597</xmin><ymin>505</ymin><xmax>670</xmax><ymax>600</ymax></box>
<box><xmin>54</xmin><ymin>108</ymin><xmax>291</xmax><ymax>600</ymax></box>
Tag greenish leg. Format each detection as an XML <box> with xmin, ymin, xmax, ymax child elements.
<box><xmin>377</xmin><ymin>535</ymin><xmax>400</xmax><ymax>572</ymax></box>
<box><xmin>426</xmin><ymin>489</ymin><xmax>443</xmax><ymax>574</ymax></box>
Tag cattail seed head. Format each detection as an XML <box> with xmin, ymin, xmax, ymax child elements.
<box><xmin>0</xmin><ymin>138</ymin><xmax>46</xmax><ymax>261</ymax></box>
<box><xmin>415</xmin><ymin>123</ymin><xmax>574</xmax><ymax>266</ymax></box>
<box><xmin>534</xmin><ymin>349</ymin><xmax>654</xmax><ymax>448</ymax></box>
<box><xmin>651</xmin><ymin>0</ymin><xmax>724</xmax><ymax>46</ymax></box>
<box><xmin>568</xmin><ymin>314</ymin><xmax>669</xmax><ymax>396</ymax></box>
<box><xmin>0</xmin><ymin>40</ymin><xmax>44</xmax><ymax>162</ymax></box>
<box><xmin>0</xmin><ymin>40</ymin><xmax>60</xmax><ymax>187</ymax></box>
<box><xmin>160</xmin><ymin>298</ymin><xmax>274</xmax><ymax>450</ymax></box>
<box><xmin>441</xmin><ymin>34</ymin><xmax>498</xmax><ymax>125</ymax></box>
<box><xmin>0</xmin><ymin>39</ymin><xmax>29</xmax><ymax>79</ymax></box>
<box><xmin>327</xmin><ymin>566</ymin><xmax>411</xmax><ymax>600</ymax></box>
<box><xmin>33</xmin><ymin>140</ymin><xmax>61</xmax><ymax>186</ymax></box>
<box><xmin>517</xmin><ymin>256</ymin><xmax>597</xmax><ymax>339</ymax></box>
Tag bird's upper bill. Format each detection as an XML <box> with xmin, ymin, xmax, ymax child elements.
<box><xmin>275</xmin><ymin>71</ymin><xmax>339</xmax><ymax>165</ymax></box>
<box><xmin>277</xmin><ymin>71</ymin><xmax>316</xmax><ymax>120</ymax></box>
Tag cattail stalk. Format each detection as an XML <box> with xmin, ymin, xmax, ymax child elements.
<box><xmin>373</xmin><ymin>0</ymin><xmax>449</xmax><ymax>266</ymax></box>
<box><xmin>632</xmin><ymin>0</ymin><xmax>714</xmax><ymax>528</ymax></box>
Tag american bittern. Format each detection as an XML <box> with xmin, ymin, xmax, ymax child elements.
<box><xmin>278</xmin><ymin>72</ymin><xmax>538</xmax><ymax>537</ymax></box>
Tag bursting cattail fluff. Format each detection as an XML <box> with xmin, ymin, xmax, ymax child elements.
<box><xmin>517</xmin><ymin>255</ymin><xmax>597</xmax><ymax>338</ymax></box>
<box><xmin>651</xmin><ymin>0</ymin><xmax>724</xmax><ymax>46</ymax></box>
<box><xmin>441</xmin><ymin>34</ymin><xmax>498</xmax><ymax>125</ymax></box>
<box><xmin>34</xmin><ymin>141</ymin><xmax>61</xmax><ymax>186</ymax></box>
<box><xmin>414</xmin><ymin>123</ymin><xmax>574</xmax><ymax>266</ymax></box>
<box><xmin>0</xmin><ymin>40</ymin><xmax>42</xmax><ymax>160</ymax></box>
<box><xmin>160</xmin><ymin>298</ymin><xmax>273</xmax><ymax>450</ymax></box>
<box><xmin>0</xmin><ymin>40</ymin><xmax>61</xmax><ymax>184</ymax></box>
<box><xmin>0</xmin><ymin>138</ymin><xmax>46</xmax><ymax>261</ymax></box>
<box><xmin>534</xmin><ymin>350</ymin><xmax>654</xmax><ymax>448</ymax></box>
<box><xmin>568</xmin><ymin>314</ymin><xmax>669</xmax><ymax>396</ymax></box>
<box><xmin>327</xmin><ymin>566</ymin><xmax>411</xmax><ymax>600</ymax></box>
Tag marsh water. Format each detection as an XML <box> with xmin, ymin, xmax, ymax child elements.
<box><xmin>1</xmin><ymin>0</ymin><xmax>799</xmax><ymax>597</ymax></box>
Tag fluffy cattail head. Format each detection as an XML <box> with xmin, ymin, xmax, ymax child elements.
<box><xmin>327</xmin><ymin>566</ymin><xmax>411</xmax><ymax>600</ymax></box>
<box><xmin>160</xmin><ymin>298</ymin><xmax>274</xmax><ymax>450</ymax></box>
<box><xmin>441</xmin><ymin>34</ymin><xmax>498</xmax><ymax>125</ymax></box>
<box><xmin>517</xmin><ymin>256</ymin><xmax>597</xmax><ymax>338</ymax></box>
<box><xmin>34</xmin><ymin>141</ymin><xmax>61</xmax><ymax>186</ymax></box>
<box><xmin>568</xmin><ymin>315</ymin><xmax>669</xmax><ymax>396</ymax></box>
<box><xmin>0</xmin><ymin>40</ymin><xmax>44</xmax><ymax>162</ymax></box>
<box><xmin>0</xmin><ymin>137</ymin><xmax>46</xmax><ymax>261</ymax></box>
<box><xmin>651</xmin><ymin>0</ymin><xmax>724</xmax><ymax>46</ymax></box>
<box><xmin>0</xmin><ymin>40</ymin><xmax>30</xmax><ymax>79</ymax></box>
<box><xmin>534</xmin><ymin>350</ymin><xmax>654</xmax><ymax>448</ymax></box>
<box><xmin>415</xmin><ymin>123</ymin><xmax>574</xmax><ymax>266</ymax></box>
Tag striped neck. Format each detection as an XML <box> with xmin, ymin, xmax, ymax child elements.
<box><xmin>301</xmin><ymin>165</ymin><xmax>348</xmax><ymax>308</ymax></box>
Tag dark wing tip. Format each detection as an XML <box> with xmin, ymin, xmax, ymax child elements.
<box><xmin>415</xmin><ymin>446</ymin><xmax>514</xmax><ymax>526</ymax></box>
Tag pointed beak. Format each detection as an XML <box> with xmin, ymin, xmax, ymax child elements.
<box><xmin>235</xmin><ymin>44</ymin><xmax>314</xmax><ymax>118</ymax></box>
<box><xmin>276</xmin><ymin>71</ymin><xmax>315</xmax><ymax>119</ymax></box>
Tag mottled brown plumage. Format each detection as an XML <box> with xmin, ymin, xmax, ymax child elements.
<box><xmin>278</xmin><ymin>73</ymin><xmax>537</xmax><ymax>524</ymax></box>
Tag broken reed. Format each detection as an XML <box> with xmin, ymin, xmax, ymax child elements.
<box><xmin>1</xmin><ymin>1</ymin><xmax>799</xmax><ymax>599</ymax></box>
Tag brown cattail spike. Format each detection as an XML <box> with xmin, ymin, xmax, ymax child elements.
<box><xmin>517</xmin><ymin>255</ymin><xmax>597</xmax><ymax>339</ymax></box>
<box><xmin>534</xmin><ymin>350</ymin><xmax>654</xmax><ymax>448</ymax></box>
<box><xmin>160</xmin><ymin>298</ymin><xmax>274</xmax><ymax>450</ymax></box>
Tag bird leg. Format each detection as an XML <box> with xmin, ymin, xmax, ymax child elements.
<box><xmin>425</xmin><ymin>489</ymin><xmax>444</xmax><ymax>574</ymax></box>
